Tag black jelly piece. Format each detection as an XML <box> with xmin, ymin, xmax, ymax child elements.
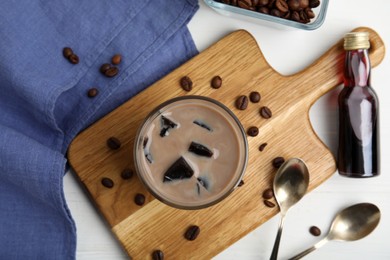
<box><xmin>196</xmin><ymin>177</ymin><xmax>209</xmax><ymax>195</ymax></box>
<box><xmin>159</xmin><ymin>116</ymin><xmax>177</xmax><ymax>137</ymax></box>
<box><xmin>160</xmin><ymin>127</ymin><xmax>169</xmax><ymax>137</ymax></box>
<box><xmin>161</xmin><ymin>116</ymin><xmax>177</xmax><ymax>129</ymax></box>
<box><xmin>143</xmin><ymin>137</ymin><xmax>149</xmax><ymax>148</ymax></box>
<box><xmin>188</xmin><ymin>142</ymin><xmax>213</xmax><ymax>157</ymax></box>
<box><xmin>193</xmin><ymin>120</ymin><xmax>213</xmax><ymax>132</ymax></box>
<box><xmin>163</xmin><ymin>156</ymin><xmax>194</xmax><ymax>182</ymax></box>
<box><xmin>145</xmin><ymin>153</ymin><xmax>153</xmax><ymax>164</ymax></box>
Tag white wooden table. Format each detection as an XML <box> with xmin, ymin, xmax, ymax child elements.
<box><xmin>64</xmin><ymin>1</ymin><xmax>390</xmax><ymax>259</ymax></box>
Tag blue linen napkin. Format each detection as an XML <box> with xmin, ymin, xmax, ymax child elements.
<box><xmin>0</xmin><ymin>0</ymin><xmax>199</xmax><ymax>259</ymax></box>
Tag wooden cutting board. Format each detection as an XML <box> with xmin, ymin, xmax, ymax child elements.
<box><xmin>68</xmin><ymin>27</ymin><xmax>385</xmax><ymax>259</ymax></box>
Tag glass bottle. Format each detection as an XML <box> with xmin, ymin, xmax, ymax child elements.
<box><xmin>338</xmin><ymin>32</ymin><xmax>380</xmax><ymax>178</ymax></box>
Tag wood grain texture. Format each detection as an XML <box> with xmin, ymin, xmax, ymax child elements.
<box><xmin>68</xmin><ymin>27</ymin><xmax>385</xmax><ymax>259</ymax></box>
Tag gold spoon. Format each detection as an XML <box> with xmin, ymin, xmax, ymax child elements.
<box><xmin>270</xmin><ymin>158</ymin><xmax>310</xmax><ymax>260</ymax></box>
<box><xmin>289</xmin><ymin>203</ymin><xmax>381</xmax><ymax>260</ymax></box>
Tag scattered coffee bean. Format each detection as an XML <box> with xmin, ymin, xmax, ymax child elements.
<box><xmin>180</xmin><ymin>76</ymin><xmax>193</xmax><ymax>92</ymax></box>
<box><xmin>309</xmin><ymin>226</ymin><xmax>321</xmax><ymax>236</ymax></box>
<box><xmin>262</xmin><ymin>188</ymin><xmax>274</xmax><ymax>199</ymax></box>
<box><xmin>264</xmin><ymin>200</ymin><xmax>276</xmax><ymax>208</ymax></box>
<box><xmin>101</xmin><ymin>177</ymin><xmax>114</xmax><ymax>188</ymax></box>
<box><xmin>111</xmin><ymin>54</ymin><xmax>122</xmax><ymax>65</ymax></box>
<box><xmin>249</xmin><ymin>91</ymin><xmax>261</xmax><ymax>103</ymax></box>
<box><xmin>238</xmin><ymin>180</ymin><xmax>245</xmax><ymax>187</ymax></box>
<box><xmin>68</xmin><ymin>54</ymin><xmax>79</xmax><ymax>64</ymax></box>
<box><xmin>247</xmin><ymin>126</ymin><xmax>259</xmax><ymax>137</ymax></box>
<box><xmin>152</xmin><ymin>250</ymin><xmax>164</xmax><ymax>260</ymax></box>
<box><xmin>272</xmin><ymin>156</ymin><xmax>285</xmax><ymax>168</ymax></box>
<box><xmin>211</xmin><ymin>75</ymin><xmax>222</xmax><ymax>89</ymax></box>
<box><xmin>121</xmin><ymin>168</ymin><xmax>134</xmax><ymax>180</ymax></box>
<box><xmin>134</xmin><ymin>193</ymin><xmax>145</xmax><ymax>206</ymax></box>
<box><xmin>87</xmin><ymin>88</ymin><xmax>98</xmax><ymax>98</ymax></box>
<box><xmin>184</xmin><ymin>225</ymin><xmax>200</xmax><ymax>241</ymax></box>
<box><xmin>63</xmin><ymin>47</ymin><xmax>73</xmax><ymax>59</ymax></box>
<box><xmin>260</xmin><ymin>106</ymin><xmax>272</xmax><ymax>119</ymax></box>
<box><xmin>107</xmin><ymin>137</ymin><xmax>121</xmax><ymax>150</ymax></box>
<box><xmin>259</xmin><ymin>142</ymin><xmax>268</xmax><ymax>151</ymax></box>
<box><xmin>100</xmin><ymin>63</ymin><xmax>111</xmax><ymax>74</ymax></box>
<box><xmin>236</xmin><ymin>95</ymin><xmax>248</xmax><ymax>110</ymax></box>
<box><xmin>105</xmin><ymin>66</ymin><xmax>119</xmax><ymax>77</ymax></box>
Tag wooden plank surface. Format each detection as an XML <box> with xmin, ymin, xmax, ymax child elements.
<box><xmin>68</xmin><ymin>27</ymin><xmax>385</xmax><ymax>259</ymax></box>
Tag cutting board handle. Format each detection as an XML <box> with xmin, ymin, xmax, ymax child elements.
<box><xmin>291</xmin><ymin>27</ymin><xmax>385</xmax><ymax>105</ymax></box>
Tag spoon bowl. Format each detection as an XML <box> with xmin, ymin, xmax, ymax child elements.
<box><xmin>289</xmin><ymin>203</ymin><xmax>381</xmax><ymax>260</ymax></box>
<box><xmin>270</xmin><ymin>158</ymin><xmax>310</xmax><ymax>260</ymax></box>
<box><xmin>274</xmin><ymin>158</ymin><xmax>310</xmax><ymax>214</ymax></box>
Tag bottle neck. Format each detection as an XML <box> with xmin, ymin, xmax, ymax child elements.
<box><xmin>343</xmin><ymin>48</ymin><xmax>371</xmax><ymax>87</ymax></box>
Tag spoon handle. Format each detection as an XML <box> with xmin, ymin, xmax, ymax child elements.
<box><xmin>288</xmin><ymin>237</ymin><xmax>329</xmax><ymax>260</ymax></box>
<box><xmin>269</xmin><ymin>215</ymin><xmax>285</xmax><ymax>260</ymax></box>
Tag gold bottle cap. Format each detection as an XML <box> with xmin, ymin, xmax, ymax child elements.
<box><xmin>344</xmin><ymin>32</ymin><xmax>370</xmax><ymax>50</ymax></box>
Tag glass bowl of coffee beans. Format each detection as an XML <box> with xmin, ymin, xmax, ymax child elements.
<box><xmin>204</xmin><ymin>0</ymin><xmax>328</xmax><ymax>30</ymax></box>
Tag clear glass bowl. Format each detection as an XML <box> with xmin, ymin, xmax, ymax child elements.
<box><xmin>134</xmin><ymin>96</ymin><xmax>248</xmax><ymax>210</ymax></box>
<box><xmin>203</xmin><ymin>0</ymin><xmax>329</xmax><ymax>30</ymax></box>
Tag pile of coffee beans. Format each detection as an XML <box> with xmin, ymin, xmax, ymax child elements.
<box><xmin>215</xmin><ymin>0</ymin><xmax>321</xmax><ymax>24</ymax></box>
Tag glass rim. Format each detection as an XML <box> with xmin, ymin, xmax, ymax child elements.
<box><xmin>133</xmin><ymin>95</ymin><xmax>249</xmax><ymax>210</ymax></box>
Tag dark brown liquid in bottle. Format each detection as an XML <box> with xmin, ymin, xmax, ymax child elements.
<box><xmin>338</xmin><ymin>49</ymin><xmax>380</xmax><ymax>177</ymax></box>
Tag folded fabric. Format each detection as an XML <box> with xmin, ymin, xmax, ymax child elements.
<box><xmin>0</xmin><ymin>0</ymin><xmax>199</xmax><ymax>259</ymax></box>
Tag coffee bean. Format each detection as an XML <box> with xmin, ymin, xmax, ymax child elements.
<box><xmin>184</xmin><ymin>225</ymin><xmax>200</xmax><ymax>241</ymax></box>
<box><xmin>258</xmin><ymin>6</ymin><xmax>270</xmax><ymax>14</ymax></box>
<box><xmin>309</xmin><ymin>226</ymin><xmax>321</xmax><ymax>236</ymax></box>
<box><xmin>262</xmin><ymin>188</ymin><xmax>274</xmax><ymax>199</ymax></box>
<box><xmin>100</xmin><ymin>63</ymin><xmax>111</xmax><ymax>74</ymax></box>
<box><xmin>121</xmin><ymin>168</ymin><xmax>133</xmax><ymax>180</ymax></box>
<box><xmin>275</xmin><ymin>0</ymin><xmax>289</xmax><ymax>12</ymax></box>
<box><xmin>236</xmin><ymin>95</ymin><xmax>248</xmax><ymax>110</ymax></box>
<box><xmin>107</xmin><ymin>137</ymin><xmax>121</xmax><ymax>150</ymax></box>
<box><xmin>299</xmin><ymin>9</ymin><xmax>310</xmax><ymax>23</ymax></box>
<box><xmin>258</xmin><ymin>0</ymin><xmax>269</xmax><ymax>6</ymax></box>
<box><xmin>101</xmin><ymin>177</ymin><xmax>114</xmax><ymax>188</ymax></box>
<box><xmin>63</xmin><ymin>47</ymin><xmax>73</xmax><ymax>59</ymax></box>
<box><xmin>267</xmin><ymin>0</ymin><xmax>276</xmax><ymax>8</ymax></box>
<box><xmin>180</xmin><ymin>76</ymin><xmax>193</xmax><ymax>92</ymax></box>
<box><xmin>264</xmin><ymin>200</ymin><xmax>276</xmax><ymax>208</ymax></box>
<box><xmin>270</xmin><ymin>8</ymin><xmax>282</xmax><ymax>17</ymax></box>
<box><xmin>238</xmin><ymin>180</ymin><xmax>245</xmax><ymax>187</ymax></box>
<box><xmin>152</xmin><ymin>250</ymin><xmax>164</xmax><ymax>260</ymax></box>
<box><xmin>259</xmin><ymin>142</ymin><xmax>268</xmax><ymax>151</ymax></box>
<box><xmin>309</xmin><ymin>0</ymin><xmax>320</xmax><ymax>8</ymax></box>
<box><xmin>291</xmin><ymin>10</ymin><xmax>301</xmax><ymax>21</ymax></box>
<box><xmin>288</xmin><ymin>0</ymin><xmax>300</xmax><ymax>11</ymax></box>
<box><xmin>249</xmin><ymin>91</ymin><xmax>261</xmax><ymax>103</ymax></box>
<box><xmin>299</xmin><ymin>0</ymin><xmax>309</xmax><ymax>9</ymax></box>
<box><xmin>134</xmin><ymin>193</ymin><xmax>145</xmax><ymax>206</ymax></box>
<box><xmin>111</xmin><ymin>54</ymin><xmax>122</xmax><ymax>65</ymax></box>
<box><xmin>260</xmin><ymin>106</ymin><xmax>272</xmax><ymax>119</ymax></box>
<box><xmin>252</xmin><ymin>0</ymin><xmax>259</xmax><ymax>6</ymax></box>
<box><xmin>68</xmin><ymin>54</ymin><xmax>79</xmax><ymax>64</ymax></box>
<box><xmin>238</xmin><ymin>0</ymin><xmax>252</xmax><ymax>9</ymax></box>
<box><xmin>282</xmin><ymin>10</ymin><xmax>291</xmax><ymax>19</ymax></box>
<box><xmin>105</xmin><ymin>66</ymin><xmax>119</xmax><ymax>77</ymax></box>
<box><xmin>272</xmin><ymin>156</ymin><xmax>285</xmax><ymax>168</ymax></box>
<box><xmin>247</xmin><ymin>126</ymin><xmax>259</xmax><ymax>137</ymax></box>
<box><xmin>211</xmin><ymin>76</ymin><xmax>222</xmax><ymax>89</ymax></box>
<box><xmin>87</xmin><ymin>88</ymin><xmax>98</xmax><ymax>98</ymax></box>
<box><xmin>305</xmin><ymin>7</ymin><xmax>315</xmax><ymax>19</ymax></box>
